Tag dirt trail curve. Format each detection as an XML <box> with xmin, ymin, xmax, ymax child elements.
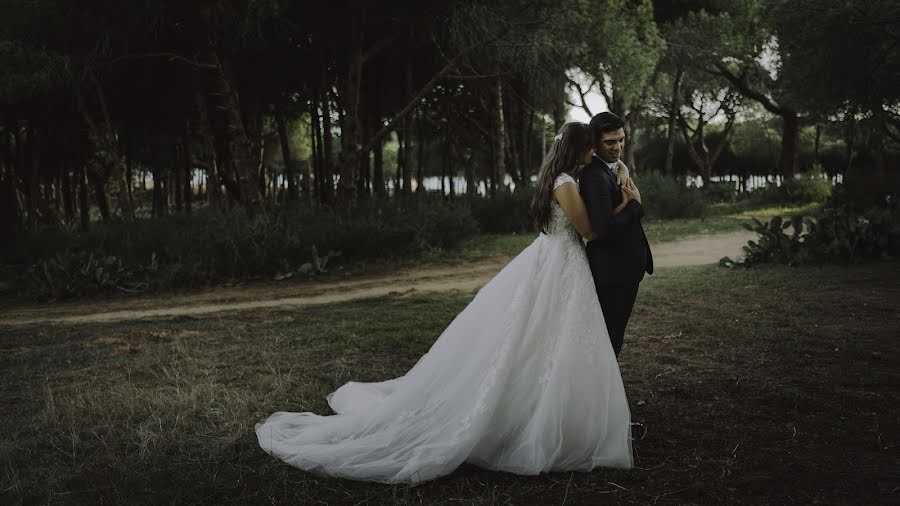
<box><xmin>0</xmin><ymin>231</ymin><xmax>754</xmax><ymax>327</ymax></box>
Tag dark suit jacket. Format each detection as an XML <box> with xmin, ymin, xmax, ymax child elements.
<box><xmin>579</xmin><ymin>157</ymin><xmax>654</xmax><ymax>287</ymax></box>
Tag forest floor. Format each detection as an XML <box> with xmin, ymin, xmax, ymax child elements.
<box><xmin>1</xmin><ymin>261</ymin><xmax>897</xmax><ymax>504</ymax></box>
<box><xmin>0</xmin><ymin>230</ymin><xmax>755</xmax><ymax>326</ymax></box>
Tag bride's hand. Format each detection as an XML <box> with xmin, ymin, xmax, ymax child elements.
<box><xmin>616</xmin><ymin>160</ymin><xmax>632</xmax><ymax>188</ymax></box>
<box><xmin>622</xmin><ymin>180</ymin><xmax>642</xmax><ymax>205</ymax></box>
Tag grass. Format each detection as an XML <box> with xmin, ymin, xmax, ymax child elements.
<box><xmin>711</xmin><ymin>201</ymin><xmax>823</xmax><ymax>219</ymax></box>
<box><xmin>1</xmin><ymin>261</ymin><xmax>897</xmax><ymax>504</ymax></box>
<box><xmin>448</xmin><ymin>202</ymin><xmax>821</xmax><ymax>261</ymax></box>
<box><xmin>641</xmin><ymin>215</ymin><xmax>749</xmax><ymax>243</ymax></box>
<box><xmin>0</xmin><ymin>200</ymin><xmax>821</xmax><ymax>306</ymax></box>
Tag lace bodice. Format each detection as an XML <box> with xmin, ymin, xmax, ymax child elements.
<box><xmin>547</xmin><ymin>173</ymin><xmax>580</xmax><ymax>240</ymax></box>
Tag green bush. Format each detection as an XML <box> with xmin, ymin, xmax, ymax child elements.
<box><xmin>721</xmin><ymin>193</ymin><xmax>900</xmax><ymax>267</ymax></box>
<box><xmin>414</xmin><ymin>197</ymin><xmax>480</xmax><ymax>250</ymax></box>
<box><xmin>721</xmin><ymin>216</ymin><xmax>810</xmax><ymax>267</ymax></box>
<box><xmin>747</xmin><ymin>171</ymin><xmax>832</xmax><ymax>206</ymax></box>
<box><xmin>4</xmin><ymin>197</ymin><xmax>481</xmax><ymax>300</ymax></box>
<box><xmin>804</xmin><ymin>201</ymin><xmax>900</xmax><ymax>262</ymax></box>
<box><xmin>637</xmin><ymin>172</ymin><xmax>709</xmax><ymax>219</ymax></box>
<box><xmin>702</xmin><ymin>181</ymin><xmax>740</xmax><ymax>204</ymax></box>
<box><xmin>25</xmin><ymin>251</ymin><xmax>154</xmax><ymax>300</ymax></box>
<box><xmin>467</xmin><ymin>187</ymin><xmax>534</xmax><ymax>234</ymax></box>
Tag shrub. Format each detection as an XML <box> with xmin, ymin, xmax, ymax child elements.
<box><xmin>637</xmin><ymin>172</ymin><xmax>708</xmax><ymax>219</ymax></box>
<box><xmin>702</xmin><ymin>181</ymin><xmax>740</xmax><ymax>204</ymax></box>
<box><xmin>720</xmin><ymin>216</ymin><xmax>810</xmax><ymax>267</ymax></box>
<box><xmin>6</xmin><ymin>198</ymin><xmax>482</xmax><ymax>299</ymax></box>
<box><xmin>414</xmin><ymin>197</ymin><xmax>480</xmax><ymax>250</ymax></box>
<box><xmin>721</xmin><ymin>195</ymin><xmax>900</xmax><ymax>267</ymax></box>
<box><xmin>467</xmin><ymin>187</ymin><xmax>534</xmax><ymax>234</ymax></box>
<box><xmin>747</xmin><ymin>170</ymin><xmax>832</xmax><ymax>206</ymax></box>
<box><xmin>804</xmin><ymin>201</ymin><xmax>900</xmax><ymax>263</ymax></box>
<box><xmin>25</xmin><ymin>251</ymin><xmax>154</xmax><ymax>300</ymax></box>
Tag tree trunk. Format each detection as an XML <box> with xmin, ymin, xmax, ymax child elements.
<box><xmin>504</xmin><ymin>95</ymin><xmax>521</xmax><ymax>186</ymax></box>
<box><xmin>448</xmin><ymin>144</ymin><xmax>456</xmax><ymax>196</ymax></box>
<box><xmin>780</xmin><ymin>110</ymin><xmax>799</xmax><ymax>178</ymax></box>
<box><xmin>520</xmin><ymin>108</ymin><xmax>533</xmax><ymax>186</ymax></box>
<box><xmin>123</xmin><ymin>131</ymin><xmax>135</xmax><ymax>217</ymax></box>
<box><xmin>492</xmin><ymin>78</ymin><xmax>506</xmax><ymax>196</ymax></box>
<box><xmin>151</xmin><ymin>167</ymin><xmax>165</xmax><ymax>217</ymax></box>
<box><xmin>301</xmin><ymin>159</ymin><xmax>311</xmax><ymax>201</ymax></box>
<box><xmin>814</xmin><ymin>124</ymin><xmax>821</xmax><ymax>165</ymax></box>
<box><xmin>358</xmin><ymin>150</ymin><xmax>370</xmax><ymax>197</ymax></box>
<box><xmin>357</xmin><ymin>100</ymin><xmax>370</xmax><ymax>196</ymax></box>
<box><xmin>871</xmin><ymin>110</ymin><xmax>887</xmax><ymax>178</ymax></box>
<box><xmin>416</xmin><ymin>109</ymin><xmax>425</xmax><ymax>193</ymax></box>
<box><xmin>174</xmin><ymin>147</ymin><xmax>183</xmax><ymax>212</ymax></box>
<box><xmin>398</xmin><ymin>129</ymin><xmax>408</xmax><ymax>195</ymax></box>
<box><xmin>61</xmin><ymin>164</ymin><xmax>74</xmax><ymax>223</ymax></box>
<box><xmin>320</xmin><ymin>77</ymin><xmax>334</xmax><ymax>204</ymax></box>
<box><xmin>78</xmin><ymin>164</ymin><xmax>89</xmax><ymax>230</ymax></box>
<box><xmin>0</xmin><ymin>129</ymin><xmax>19</xmax><ymax>236</ymax></box>
<box><xmin>310</xmin><ymin>97</ymin><xmax>322</xmax><ymax>202</ymax></box>
<box><xmin>440</xmin><ymin>147</ymin><xmax>447</xmax><ymax>196</ymax></box>
<box><xmin>665</xmin><ymin>67</ymin><xmax>684</xmax><ymax>177</ymax></box>
<box><xmin>464</xmin><ymin>150</ymin><xmax>475</xmax><ymax>197</ymax></box>
<box><xmin>256</xmin><ymin>128</ymin><xmax>266</xmax><ymax>201</ymax></box>
<box><xmin>24</xmin><ymin>128</ymin><xmax>39</xmax><ymax>231</ymax></box>
<box><xmin>76</xmin><ymin>74</ymin><xmax>134</xmax><ymax>222</ymax></box>
<box><xmin>207</xmin><ymin>146</ymin><xmax>221</xmax><ymax>208</ymax></box>
<box><xmin>677</xmin><ymin>111</ymin><xmax>710</xmax><ymax>185</ymax></box>
<box><xmin>624</xmin><ymin>108</ymin><xmax>642</xmax><ymax>174</ymax></box>
<box><xmin>182</xmin><ymin>125</ymin><xmax>193</xmax><ymax>214</ymax></box>
<box><xmin>552</xmin><ymin>83</ymin><xmax>566</xmax><ymax>132</ymax></box>
<box><xmin>843</xmin><ymin>112</ymin><xmax>856</xmax><ymax>174</ymax></box>
<box><xmin>373</xmin><ymin>135</ymin><xmax>384</xmax><ymax>196</ymax></box>
<box><xmin>336</xmin><ymin>8</ymin><xmax>364</xmax><ymax>208</ymax></box>
<box><xmin>200</xmin><ymin>46</ymin><xmax>260</xmax><ymax>205</ymax></box>
<box><xmin>88</xmin><ymin>168</ymin><xmax>111</xmax><ymax>222</ymax></box>
<box><xmin>274</xmin><ymin>104</ymin><xmax>298</xmax><ymax>201</ymax></box>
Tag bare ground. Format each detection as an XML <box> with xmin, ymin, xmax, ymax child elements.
<box><xmin>1</xmin><ymin>262</ymin><xmax>897</xmax><ymax>504</ymax></box>
<box><xmin>0</xmin><ymin>231</ymin><xmax>755</xmax><ymax>327</ymax></box>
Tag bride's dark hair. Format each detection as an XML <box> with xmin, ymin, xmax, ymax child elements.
<box><xmin>531</xmin><ymin>122</ymin><xmax>593</xmax><ymax>234</ymax></box>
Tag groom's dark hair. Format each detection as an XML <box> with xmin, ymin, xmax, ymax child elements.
<box><xmin>589</xmin><ymin>112</ymin><xmax>625</xmax><ymax>138</ymax></box>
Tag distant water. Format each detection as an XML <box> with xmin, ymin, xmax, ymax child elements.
<box><xmin>173</xmin><ymin>170</ymin><xmax>841</xmax><ymax>197</ymax></box>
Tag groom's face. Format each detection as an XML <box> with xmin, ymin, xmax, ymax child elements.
<box><xmin>596</xmin><ymin>128</ymin><xmax>626</xmax><ymax>163</ymax></box>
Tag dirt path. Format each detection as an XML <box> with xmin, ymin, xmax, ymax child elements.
<box><xmin>0</xmin><ymin>231</ymin><xmax>755</xmax><ymax>327</ymax></box>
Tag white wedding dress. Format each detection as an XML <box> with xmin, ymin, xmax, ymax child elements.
<box><xmin>256</xmin><ymin>173</ymin><xmax>633</xmax><ymax>484</ymax></box>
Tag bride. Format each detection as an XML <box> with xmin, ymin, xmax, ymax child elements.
<box><xmin>255</xmin><ymin>122</ymin><xmax>634</xmax><ymax>484</ymax></box>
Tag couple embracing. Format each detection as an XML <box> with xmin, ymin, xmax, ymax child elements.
<box><xmin>255</xmin><ymin>112</ymin><xmax>654</xmax><ymax>484</ymax></box>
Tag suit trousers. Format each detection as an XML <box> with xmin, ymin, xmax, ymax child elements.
<box><xmin>595</xmin><ymin>282</ymin><xmax>641</xmax><ymax>357</ymax></box>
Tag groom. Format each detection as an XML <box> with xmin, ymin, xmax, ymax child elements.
<box><xmin>580</xmin><ymin>112</ymin><xmax>653</xmax><ymax>357</ymax></box>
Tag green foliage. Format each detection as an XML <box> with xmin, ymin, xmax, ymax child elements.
<box><xmin>0</xmin><ymin>41</ymin><xmax>70</xmax><ymax>105</ymax></box>
<box><xmin>467</xmin><ymin>188</ymin><xmax>534</xmax><ymax>234</ymax></box>
<box><xmin>774</xmin><ymin>0</ymin><xmax>900</xmax><ymax>117</ymax></box>
<box><xmin>702</xmin><ymin>182</ymin><xmax>739</xmax><ymax>204</ymax></box>
<box><xmin>25</xmin><ymin>251</ymin><xmax>154</xmax><ymax>300</ymax></box>
<box><xmin>721</xmin><ymin>197</ymin><xmax>900</xmax><ymax>268</ymax></box>
<box><xmin>720</xmin><ymin>216</ymin><xmax>809</xmax><ymax>267</ymax></box>
<box><xmin>5</xmin><ymin>198</ymin><xmax>481</xmax><ymax>300</ymax></box>
<box><xmin>804</xmin><ymin>201</ymin><xmax>900</xmax><ymax>263</ymax></box>
<box><xmin>747</xmin><ymin>172</ymin><xmax>832</xmax><ymax>206</ymax></box>
<box><xmin>638</xmin><ymin>172</ymin><xmax>708</xmax><ymax>219</ymax></box>
<box><xmin>586</xmin><ymin>0</ymin><xmax>665</xmax><ymax>106</ymax></box>
<box><xmin>414</xmin><ymin>198</ymin><xmax>480</xmax><ymax>250</ymax></box>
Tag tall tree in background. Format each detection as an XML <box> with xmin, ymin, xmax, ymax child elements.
<box><xmin>674</xmin><ymin>1</ymin><xmax>804</xmax><ymax>177</ymax></box>
<box><xmin>773</xmin><ymin>0</ymin><xmax>900</xmax><ymax>181</ymax></box>
<box><xmin>574</xmin><ymin>0</ymin><xmax>665</xmax><ymax>171</ymax></box>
